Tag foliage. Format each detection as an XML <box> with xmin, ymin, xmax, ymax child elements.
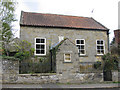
<box><xmin>102</xmin><ymin>53</ymin><xmax>119</xmax><ymax>71</ymax></box>
<box><xmin>93</xmin><ymin>61</ymin><xmax>102</xmax><ymax>69</ymax></box>
<box><xmin>15</xmin><ymin>51</ymin><xmax>30</xmax><ymax>61</ymax></box>
<box><xmin>111</xmin><ymin>44</ymin><xmax>120</xmax><ymax>56</ymax></box>
<box><xmin>1</xmin><ymin>55</ymin><xmax>20</xmax><ymax>61</ymax></box>
<box><xmin>0</xmin><ymin>0</ymin><xmax>17</xmax><ymax>56</ymax></box>
<box><xmin>19</xmin><ymin>57</ymin><xmax>53</xmax><ymax>74</ymax></box>
<box><xmin>110</xmin><ymin>37</ymin><xmax>115</xmax><ymax>45</ymax></box>
<box><xmin>39</xmin><ymin>57</ymin><xmax>47</xmax><ymax>63</ymax></box>
<box><xmin>14</xmin><ymin>40</ymin><xmax>34</xmax><ymax>61</ymax></box>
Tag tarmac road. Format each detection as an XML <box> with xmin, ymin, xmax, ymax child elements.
<box><xmin>1</xmin><ymin>83</ymin><xmax>119</xmax><ymax>90</ymax></box>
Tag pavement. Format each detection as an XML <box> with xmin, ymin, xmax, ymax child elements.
<box><xmin>2</xmin><ymin>83</ymin><xmax>119</xmax><ymax>89</ymax></box>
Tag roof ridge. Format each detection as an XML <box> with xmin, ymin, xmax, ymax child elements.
<box><xmin>22</xmin><ymin>11</ymin><xmax>91</xmax><ymax>19</ymax></box>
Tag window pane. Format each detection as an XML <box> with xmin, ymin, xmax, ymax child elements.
<box><xmin>97</xmin><ymin>50</ymin><xmax>100</xmax><ymax>54</ymax></box>
<box><xmin>65</xmin><ymin>58</ymin><xmax>70</xmax><ymax>60</ymax></box>
<box><xmin>65</xmin><ymin>54</ymin><xmax>70</xmax><ymax>57</ymax></box>
<box><xmin>97</xmin><ymin>46</ymin><xmax>100</xmax><ymax>49</ymax></box>
<box><xmin>40</xmin><ymin>39</ymin><xmax>45</xmax><ymax>43</ymax></box>
<box><xmin>80</xmin><ymin>50</ymin><xmax>85</xmax><ymax>54</ymax></box>
<box><xmin>77</xmin><ymin>45</ymin><xmax>80</xmax><ymax>49</ymax></box>
<box><xmin>41</xmin><ymin>45</ymin><xmax>45</xmax><ymax>49</ymax></box>
<box><xmin>36</xmin><ymin>44</ymin><xmax>40</xmax><ymax>49</ymax></box>
<box><xmin>81</xmin><ymin>40</ymin><xmax>84</xmax><ymax>44</ymax></box>
<box><xmin>97</xmin><ymin>41</ymin><xmax>100</xmax><ymax>44</ymax></box>
<box><xmin>36</xmin><ymin>39</ymin><xmax>40</xmax><ymax>43</ymax></box>
<box><xmin>101</xmin><ymin>41</ymin><xmax>103</xmax><ymax>44</ymax></box>
<box><xmin>81</xmin><ymin>45</ymin><xmax>84</xmax><ymax>49</ymax></box>
<box><xmin>41</xmin><ymin>50</ymin><xmax>45</xmax><ymax>54</ymax></box>
<box><xmin>101</xmin><ymin>46</ymin><xmax>104</xmax><ymax>49</ymax></box>
<box><xmin>36</xmin><ymin>50</ymin><xmax>40</xmax><ymax>54</ymax></box>
<box><xmin>101</xmin><ymin>50</ymin><xmax>104</xmax><ymax>54</ymax></box>
<box><xmin>77</xmin><ymin>40</ymin><xmax>80</xmax><ymax>44</ymax></box>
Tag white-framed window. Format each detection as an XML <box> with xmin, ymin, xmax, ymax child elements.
<box><xmin>76</xmin><ymin>39</ymin><xmax>86</xmax><ymax>55</ymax></box>
<box><xmin>96</xmin><ymin>40</ymin><xmax>105</xmax><ymax>55</ymax></box>
<box><xmin>59</xmin><ymin>36</ymin><xmax>64</xmax><ymax>42</ymax></box>
<box><xmin>64</xmin><ymin>54</ymin><xmax>71</xmax><ymax>62</ymax></box>
<box><xmin>35</xmin><ymin>37</ymin><xmax>46</xmax><ymax>55</ymax></box>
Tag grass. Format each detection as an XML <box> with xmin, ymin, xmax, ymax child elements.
<box><xmin>113</xmin><ymin>81</ymin><xmax>120</xmax><ymax>83</ymax></box>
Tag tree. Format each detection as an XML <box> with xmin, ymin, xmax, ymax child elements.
<box><xmin>110</xmin><ymin>37</ymin><xmax>115</xmax><ymax>45</ymax></box>
<box><xmin>0</xmin><ymin>0</ymin><xmax>17</xmax><ymax>56</ymax></box>
<box><xmin>14</xmin><ymin>40</ymin><xmax>35</xmax><ymax>61</ymax></box>
<box><xmin>110</xmin><ymin>37</ymin><xmax>120</xmax><ymax>56</ymax></box>
<box><xmin>102</xmin><ymin>53</ymin><xmax>119</xmax><ymax>81</ymax></box>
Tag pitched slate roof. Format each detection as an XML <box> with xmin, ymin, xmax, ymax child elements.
<box><xmin>20</xmin><ymin>11</ymin><xmax>108</xmax><ymax>30</ymax></box>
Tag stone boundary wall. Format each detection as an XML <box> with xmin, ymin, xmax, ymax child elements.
<box><xmin>2</xmin><ymin>59</ymin><xmax>19</xmax><ymax>83</ymax></box>
<box><xmin>2</xmin><ymin>59</ymin><xmax>119</xmax><ymax>84</ymax></box>
<box><xmin>112</xmin><ymin>70</ymin><xmax>119</xmax><ymax>82</ymax></box>
<box><xmin>16</xmin><ymin>73</ymin><xmax>103</xmax><ymax>84</ymax></box>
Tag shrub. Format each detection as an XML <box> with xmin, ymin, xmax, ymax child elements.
<box><xmin>94</xmin><ymin>61</ymin><xmax>102</xmax><ymax>69</ymax></box>
<box><xmin>102</xmin><ymin>53</ymin><xmax>119</xmax><ymax>71</ymax></box>
<box><xmin>14</xmin><ymin>40</ymin><xmax>34</xmax><ymax>61</ymax></box>
<box><xmin>15</xmin><ymin>51</ymin><xmax>30</xmax><ymax>61</ymax></box>
<box><xmin>2</xmin><ymin>55</ymin><xmax>20</xmax><ymax>61</ymax></box>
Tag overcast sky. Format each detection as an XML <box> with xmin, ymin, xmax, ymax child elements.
<box><xmin>13</xmin><ymin>0</ymin><xmax>120</xmax><ymax>42</ymax></box>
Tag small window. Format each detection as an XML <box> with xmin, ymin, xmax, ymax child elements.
<box><xmin>35</xmin><ymin>38</ymin><xmax>46</xmax><ymax>55</ymax></box>
<box><xmin>64</xmin><ymin>54</ymin><xmax>71</xmax><ymax>62</ymax></box>
<box><xmin>76</xmin><ymin>39</ymin><xmax>85</xmax><ymax>55</ymax></box>
<box><xmin>96</xmin><ymin>40</ymin><xmax>105</xmax><ymax>55</ymax></box>
<box><xmin>59</xmin><ymin>36</ymin><xmax>64</xmax><ymax>42</ymax></box>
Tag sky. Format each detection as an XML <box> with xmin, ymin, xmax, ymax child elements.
<box><xmin>12</xmin><ymin>0</ymin><xmax>120</xmax><ymax>42</ymax></box>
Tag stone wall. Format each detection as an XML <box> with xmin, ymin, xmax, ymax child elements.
<box><xmin>20</xmin><ymin>26</ymin><xmax>108</xmax><ymax>62</ymax></box>
<box><xmin>2</xmin><ymin>59</ymin><xmax>119</xmax><ymax>84</ymax></box>
<box><xmin>56</xmin><ymin>39</ymin><xmax>79</xmax><ymax>76</ymax></box>
<box><xmin>17</xmin><ymin>73</ymin><xmax>103</xmax><ymax>84</ymax></box>
<box><xmin>112</xmin><ymin>71</ymin><xmax>119</xmax><ymax>82</ymax></box>
<box><xmin>2</xmin><ymin>59</ymin><xmax>19</xmax><ymax>83</ymax></box>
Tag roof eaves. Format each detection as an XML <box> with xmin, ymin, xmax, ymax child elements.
<box><xmin>20</xmin><ymin>24</ymin><xmax>108</xmax><ymax>31</ymax></box>
<box><xmin>51</xmin><ymin>38</ymin><xmax>77</xmax><ymax>50</ymax></box>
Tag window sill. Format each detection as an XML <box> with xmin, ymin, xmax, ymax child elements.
<box><xmin>95</xmin><ymin>54</ymin><xmax>104</xmax><ymax>57</ymax></box>
<box><xmin>79</xmin><ymin>55</ymin><xmax>88</xmax><ymax>57</ymax></box>
<box><xmin>34</xmin><ymin>54</ymin><xmax>46</xmax><ymax>56</ymax></box>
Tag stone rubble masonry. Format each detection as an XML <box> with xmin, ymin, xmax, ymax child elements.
<box><xmin>2</xmin><ymin>59</ymin><xmax>119</xmax><ymax>84</ymax></box>
<box><xmin>20</xmin><ymin>26</ymin><xmax>108</xmax><ymax>62</ymax></box>
<box><xmin>2</xmin><ymin>59</ymin><xmax>19</xmax><ymax>83</ymax></box>
<box><xmin>56</xmin><ymin>39</ymin><xmax>80</xmax><ymax>79</ymax></box>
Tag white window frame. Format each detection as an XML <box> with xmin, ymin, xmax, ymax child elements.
<box><xmin>64</xmin><ymin>53</ymin><xmax>71</xmax><ymax>62</ymax></box>
<box><xmin>75</xmin><ymin>39</ymin><xmax>86</xmax><ymax>55</ymax></box>
<box><xmin>34</xmin><ymin>37</ymin><xmax>46</xmax><ymax>56</ymax></box>
<box><xmin>96</xmin><ymin>39</ymin><xmax>105</xmax><ymax>55</ymax></box>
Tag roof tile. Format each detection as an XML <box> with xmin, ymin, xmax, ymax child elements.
<box><xmin>20</xmin><ymin>11</ymin><xmax>108</xmax><ymax>30</ymax></box>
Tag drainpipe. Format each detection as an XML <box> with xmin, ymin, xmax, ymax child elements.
<box><xmin>107</xmin><ymin>30</ymin><xmax>110</xmax><ymax>52</ymax></box>
<box><xmin>50</xmin><ymin>50</ymin><xmax>52</xmax><ymax>72</ymax></box>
